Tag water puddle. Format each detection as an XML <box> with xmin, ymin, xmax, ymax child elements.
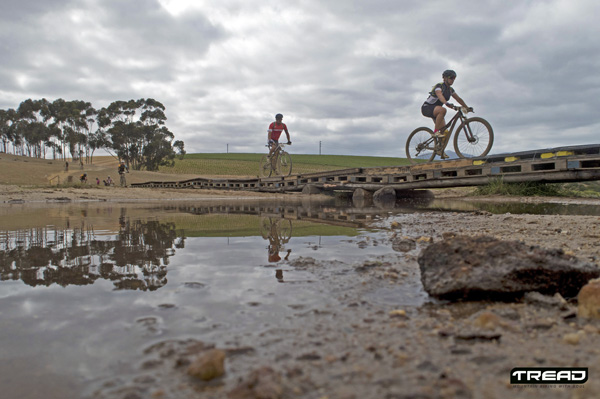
<box><xmin>0</xmin><ymin>199</ymin><xmax>420</xmax><ymax>398</ymax></box>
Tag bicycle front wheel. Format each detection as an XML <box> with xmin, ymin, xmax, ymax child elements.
<box><xmin>277</xmin><ymin>152</ymin><xmax>292</xmax><ymax>176</ymax></box>
<box><xmin>453</xmin><ymin>117</ymin><xmax>494</xmax><ymax>159</ymax></box>
<box><xmin>277</xmin><ymin>219</ymin><xmax>293</xmax><ymax>242</ymax></box>
<box><xmin>259</xmin><ymin>154</ymin><xmax>273</xmax><ymax>178</ymax></box>
<box><xmin>405</xmin><ymin>127</ymin><xmax>436</xmax><ymax>164</ymax></box>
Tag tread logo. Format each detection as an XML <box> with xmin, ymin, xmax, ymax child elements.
<box><xmin>511</xmin><ymin>368</ymin><xmax>588</xmax><ymax>385</ymax></box>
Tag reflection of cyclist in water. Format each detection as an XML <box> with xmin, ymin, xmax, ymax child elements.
<box><xmin>261</xmin><ymin>216</ymin><xmax>292</xmax><ymax>282</ymax></box>
<box><xmin>267</xmin><ymin>220</ymin><xmax>291</xmax><ymax>263</ymax></box>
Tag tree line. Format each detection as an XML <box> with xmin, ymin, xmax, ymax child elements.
<box><xmin>0</xmin><ymin>98</ymin><xmax>185</xmax><ymax>171</ymax></box>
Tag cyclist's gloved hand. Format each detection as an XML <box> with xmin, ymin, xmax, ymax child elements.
<box><xmin>287</xmin><ymin>141</ymin><xmax>292</xmax><ymax>145</ymax></box>
<box><xmin>445</xmin><ymin>102</ymin><xmax>455</xmax><ymax>109</ymax></box>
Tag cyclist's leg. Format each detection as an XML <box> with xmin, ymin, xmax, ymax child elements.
<box><xmin>268</xmin><ymin>139</ymin><xmax>278</xmax><ymax>158</ymax></box>
<box><xmin>432</xmin><ymin>106</ymin><xmax>447</xmax><ymax>132</ymax></box>
<box><xmin>432</xmin><ymin>106</ymin><xmax>452</xmax><ymax>158</ymax></box>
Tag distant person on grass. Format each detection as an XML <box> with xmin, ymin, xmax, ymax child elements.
<box><xmin>80</xmin><ymin>173</ymin><xmax>87</xmax><ymax>184</ymax></box>
<box><xmin>421</xmin><ymin>69</ymin><xmax>470</xmax><ymax>159</ymax></box>
<box><xmin>118</xmin><ymin>162</ymin><xmax>128</xmax><ymax>175</ymax></box>
<box><xmin>267</xmin><ymin>113</ymin><xmax>291</xmax><ymax>158</ymax></box>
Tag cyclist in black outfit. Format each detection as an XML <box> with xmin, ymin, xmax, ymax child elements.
<box><xmin>421</xmin><ymin>70</ymin><xmax>470</xmax><ymax>158</ymax></box>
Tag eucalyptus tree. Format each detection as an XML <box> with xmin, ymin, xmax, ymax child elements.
<box><xmin>88</xmin><ymin>130</ymin><xmax>109</xmax><ymax>163</ymax></box>
<box><xmin>173</xmin><ymin>140</ymin><xmax>185</xmax><ymax>160</ymax></box>
<box><xmin>45</xmin><ymin>99</ymin><xmax>96</xmax><ymax>161</ymax></box>
<box><xmin>0</xmin><ymin>109</ymin><xmax>17</xmax><ymax>154</ymax></box>
<box><xmin>15</xmin><ymin>99</ymin><xmax>52</xmax><ymax>158</ymax></box>
<box><xmin>98</xmin><ymin>98</ymin><xmax>181</xmax><ymax>171</ymax></box>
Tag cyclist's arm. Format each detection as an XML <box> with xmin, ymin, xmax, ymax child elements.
<box><xmin>284</xmin><ymin>126</ymin><xmax>291</xmax><ymax>143</ymax></box>
<box><xmin>451</xmin><ymin>93</ymin><xmax>468</xmax><ymax>108</ymax></box>
<box><xmin>434</xmin><ymin>89</ymin><xmax>450</xmax><ymax>106</ymax></box>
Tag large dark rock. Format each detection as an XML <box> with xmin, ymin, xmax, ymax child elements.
<box><xmin>373</xmin><ymin>187</ymin><xmax>396</xmax><ymax>208</ymax></box>
<box><xmin>352</xmin><ymin>188</ymin><xmax>373</xmax><ymax>207</ymax></box>
<box><xmin>418</xmin><ymin>235</ymin><xmax>600</xmax><ymax>300</ymax></box>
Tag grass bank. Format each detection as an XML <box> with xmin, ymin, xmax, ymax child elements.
<box><xmin>158</xmin><ymin>153</ymin><xmax>411</xmax><ymax>177</ymax></box>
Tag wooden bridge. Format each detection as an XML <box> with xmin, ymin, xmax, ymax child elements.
<box><xmin>131</xmin><ymin>144</ymin><xmax>600</xmax><ymax>194</ymax></box>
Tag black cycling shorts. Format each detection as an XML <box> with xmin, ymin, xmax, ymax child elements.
<box><xmin>421</xmin><ymin>103</ymin><xmax>437</xmax><ymax>122</ymax></box>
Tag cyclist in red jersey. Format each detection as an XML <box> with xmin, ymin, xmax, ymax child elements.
<box><xmin>267</xmin><ymin>113</ymin><xmax>291</xmax><ymax>158</ymax></box>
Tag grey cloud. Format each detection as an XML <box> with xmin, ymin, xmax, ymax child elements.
<box><xmin>1</xmin><ymin>0</ymin><xmax>600</xmax><ymax>157</ymax></box>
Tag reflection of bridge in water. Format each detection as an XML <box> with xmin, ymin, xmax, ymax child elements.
<box><xmin>132</xmin><ymin>144</ymin><xmax>600</xmax><ymax>193</ymax></box>
<box><xmin>159</xmin><ymin>199</ymin><xmax>432</xmax><ymax>228</ymax></box>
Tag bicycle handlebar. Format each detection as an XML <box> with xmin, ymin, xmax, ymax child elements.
<box><xmin>266</xmin><ymin>141</ymin><xmax>292</xmax><ymax>147</ymax></box>
<box><xmin>447</xmin><ymin>103</ymin><xmax>474</xmax><ymax>113</ymax></box>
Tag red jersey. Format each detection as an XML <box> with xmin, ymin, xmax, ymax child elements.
<box><xmin>268</xmin><ymin>122</ymin><xmax>288</xmax><ymax>141</ymax></box>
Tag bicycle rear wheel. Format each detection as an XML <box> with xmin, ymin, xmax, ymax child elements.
<box><xmin>453</xmin><ymin>117</ymin><xmax>494</xmax><ymax>159</ymax></box>
<box><xmin>405</xmin><ymin>127</ymin><xmax>436</xmax><ymax>164</ymax></box>
<box><xmin>277</xmin><ymin>152</ymin><xmax>292</xmax><ymax>176</ymax></box>
<box><xmin>260</xmin><ymin>217</ymin><xmax>272</xmax><ymax>239</ymax></box>
<box><xmin>259</xmin><ymin>154</ymin><xmax>273</xmax><ymax>178</ymax></box>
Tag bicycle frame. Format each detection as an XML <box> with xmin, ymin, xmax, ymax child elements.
<box><xmin>443</xmin><ymin>109</ymin><xmax>466</xmax><ymax>134</ymax></box>
<box><xmin>444</xmin><ymin>108</ymin><xmax>481</xmax><ymax>143</ymax></box>
<box><xmin>270</xmin><ymin>142</ymin><xmax>287</xmax><ymax>157</ymax></box>
<box><xmin>431</xmin><ymin>108</ymin><xmax>471</xmax><ymax>152</ymax></box>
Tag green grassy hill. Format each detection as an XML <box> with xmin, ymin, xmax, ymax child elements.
<box><xmin>159</xmin><ymin>153</ymin><xmax>412</xmax><ymax>177</ymax></box>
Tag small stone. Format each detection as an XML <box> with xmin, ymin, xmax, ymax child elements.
<box><xmin>563</xmin><ymin>332</ymin><xmax>584</xmax><ymax>345</ymax></box>
<box><xmin>389</xmin><ymin>309</ymin><xmax>407</xmax><ymax>318</ymax></box>
<box><xmin>472</xmin><ymin>311</ymin><xmax>503</xmax><ymax>330</ymax></box>
<box><xmin>186</xmin><ymin>349</ymin><xmax>226</xmax><ymax>381</ymax></box>
<box><xmin>578</xmin><ymin>279</ymin><xmax>600</xmax><ymax>319</ymax></box>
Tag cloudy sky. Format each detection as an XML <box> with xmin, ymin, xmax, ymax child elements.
<box><xmin>1</xmin><ymin>0</ymin><xmax>599</xmax><ymax>157</ymax></box>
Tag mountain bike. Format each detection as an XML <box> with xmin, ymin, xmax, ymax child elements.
<box><xmin>259</xmin><ymin>142</ymin><xmax>292</xmax><ymax>177</ymax></box>
<box><xmin>405</xmin><ymin>106</ymin><xmax>493</xmax><ymax>163</ymax></box>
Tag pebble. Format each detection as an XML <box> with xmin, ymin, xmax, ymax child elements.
<box><xmin>578</xmin><ymin>278</ymin><xmax>600</xmax><ymax>319</ymax></box>
<box><xmin>186</xmin><ymin>349</ymin><xmax>226</xmax><ymax>381</ymax></box>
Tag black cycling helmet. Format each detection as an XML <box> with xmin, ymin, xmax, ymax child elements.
<box><xmin>443</xmin><ymin>69</ymin><xmax>457</xmax><ymax>78</ymax></box>
<box><xmin>275</xmin><ymin>113</ymin><xmax>283</xmax><ymax>119</ymax></box>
